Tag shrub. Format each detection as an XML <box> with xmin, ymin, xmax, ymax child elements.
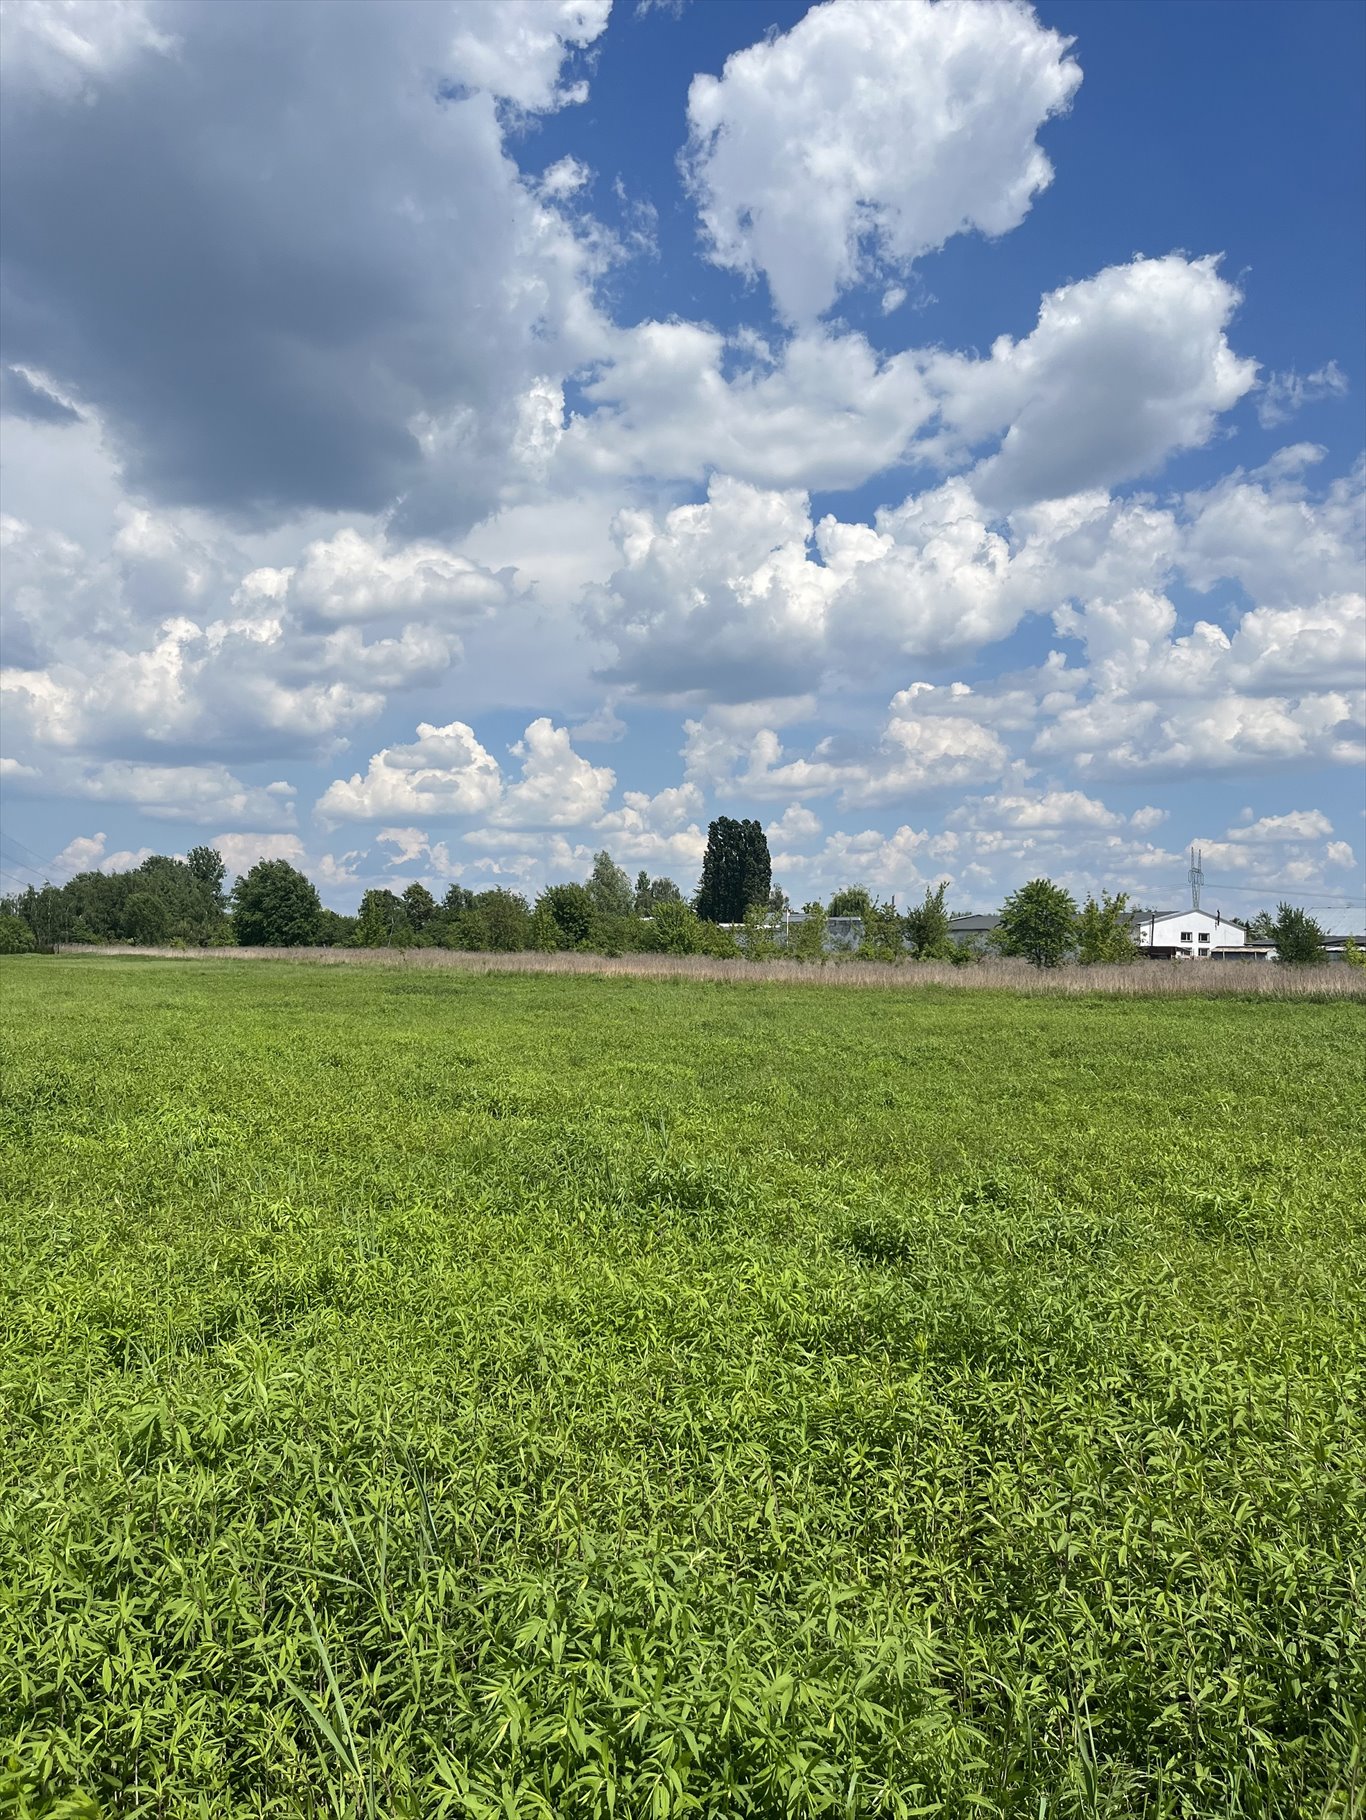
<box><xmin>536</xmin><ymin>883</ymin><xmax>596</xmax><ymax>949</ymax></box>
<box><xmin>0</xmin><ymin>913</ymin><xmax>36</xmax><ymax>954</ymax></box>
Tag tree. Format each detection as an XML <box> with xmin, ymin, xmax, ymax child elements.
<box><xmin>401</xmin><ymin>882</ymin><xmax>437</xmax><ymax>933</ymax></box>
<box><xmin>477</xmin><ymin>889</ymin><xmax>531</xmax><ymax>952</ymax></box>
<box><xmin>858</xmin><ymin>897</ymin><xmax>905</xmax><ymax>962</ymax></box>
<box><xmin>1075</xmin><ymin>891</ymin><xmax>1137</xmax><ymax>964</ymax></box>
<box><xmin>356</xmin><ymin>889</ymin><xmax>408</xmax><ymax>947</ymax></box>
<box><xmin>741</xmin><ymin>901</ymin><xmax>780</xmax><ymax>961</ymax></box>
<box><xmin>642</xmin><ymin>901</ymin><xmax>703</xmax><ymax>954</ymax></box>
<box><xmin>787</xmin><ymin>904</ymin><xmax>827</xmax><ymax>962</ymax></box>
<box><xmin>587</xmin><ymin>850</ymin><xmax>633</xmax><ymax>918</ymax></box>
<box><xmin>442</xmin><ymin>884</ymin><xmax>475</xmax><ymax>917</ymax></box>
<box><xmin>1343</xmin><ymin>935</ymin><xmax>1366</xmax><ymax>971</ymax></box>
<box><xmin>996</xmin><ymin>878</ymin><xmax>1078</xmax><ymax>968</ymax></box>
<box><xmin>231</xmin><ymin>860</ymin><xmax>323</xmax><ymax>947</ymax></box>
<box><xmin>124</xmin><ymin>890</ymin><xmax>170</xmax><ymax>945</ymax></box>
<box><xmin>537</xmin><ymin>882</ymin><xmax>595</xmax><ymax>949</ymax></box>
<box><xmin>317</xmin><ymin>909</ymin><xmax>358</xmax><ymax>947</ymax></box>
<box><xmin>634</xmin><ymin>872</ymin><xmax>683</xmax><ymax>915</ymax></box>
<box><xmin>186</xmin><ymin>845</ymin><xmax>227</xmax><ymax>909</ymax></box>
<box><xmin>694</xmin><ymin>818</ymin><xmax>771</xmax><ymax>923</ymax></box>
<box><xmin>828</xmin><ymin>886</ymin><xmax>874</xmax><ymax>921</ymax></box>
<box><xmin>903</xmin><ymin>881</ymin><xmax>952</xmax><ymax>959</ymax></box>
<box><xmin>1270</xmin><ymin>903</ymin><xmax>1326</xmax><ymax>965</ymax></box>
<box><xmin>768</xmin><ymin>883</ymin><xmax>789</xmax><ymax>915</ymax></box>
<box><xmin>0</xmin><ymin>913</ymin><xmax>35</xmax><ymax>954</ymax></box>
<box><xmin>1246</xmin><ymin>910</ymin><xmax>1277</xmax><ymax>943</ymax></box>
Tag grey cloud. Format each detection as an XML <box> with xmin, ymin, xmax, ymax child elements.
<box><xmin>0</xmin><ymin>1</ymin><xmax>605</xmax><ymax>531</ymax></box>
<box><xmin>0</xmin><ymin>363</ymin><xmax>82</xmax><ymax>424</ymax></box>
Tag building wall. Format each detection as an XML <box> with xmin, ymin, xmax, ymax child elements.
<box><xmin>1136</xmin><ymin>910</ymin><xmax>1245</xmax><ymax>957</ymax></box>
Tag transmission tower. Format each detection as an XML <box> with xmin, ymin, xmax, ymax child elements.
<box><xmin>1188</xmin><ymin>846</ymin><xmax>1203</xmax><ymax>913</ymax></box>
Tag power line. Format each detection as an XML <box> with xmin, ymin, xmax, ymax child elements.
<box><xmin>1200</xmin><ymin>878</ymin><xmax>1366</xmax><ymax>906</ymax></box>
<box><xmin>0</xmin><ymin>827</ymin><xmax>60</xmax><ymax>862</ymax></box>
<box><xmin>0</xmin><ymin>837</ymin><xmax>59</xmax><ymax>883</ymax></box>
<box><xmin>0</xmin><ymin>866</ymin><xmax>43</xmax><ymax>893</ymax></box>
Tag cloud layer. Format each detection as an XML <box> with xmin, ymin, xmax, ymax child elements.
<box><xmin>1</xmin><ymin>0</ymin><xmax>1360</xmax><ymax>921</ymax></box>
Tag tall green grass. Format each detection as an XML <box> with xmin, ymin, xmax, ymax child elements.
<box><xmin>2</xmin><ymin>959</ymin><xmax>1363</xmax><ymax>1817</ymax></box>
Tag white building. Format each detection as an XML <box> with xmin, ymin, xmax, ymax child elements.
<box><xmin>1134</xmin><ymin>908</ymin><xmax>1249</xmax><ymax>959</ymax></box>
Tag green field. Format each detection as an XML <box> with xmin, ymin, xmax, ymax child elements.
<box><xmin>2</xmin><ymin>959</ymin><xmax>1363</xmax><ymax>1819</ymax></box>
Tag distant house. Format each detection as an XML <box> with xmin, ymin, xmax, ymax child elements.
<box><xmin>1133</xmin><ymin>909</ymin><xmax>1258</xmax><ymax>960</ymax></box>
<box><xmin>1321</xmin><ymin>932</ymin><xmax>1366</xmax><ymax>962</ymax></box>
<box><xmin>947</xmin><ymin>914</ymin><xmax>1000</xmax><ymax>946</ymax></box>
<box><xmin>722</xmin><ymin>912</ymin><xmax>865</xmax><ymax>952</ymax></box>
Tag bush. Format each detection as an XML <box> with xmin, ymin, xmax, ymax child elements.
<box><xmin>740</xmin><ymin>903</ymin><xmax>780</xmax><ymax>961</ymax></box>
<box><xmin>787</xmin><ymin>907</ymin><xmax>828</xmax><ymax>963</ymax></box>
<box><xmin>641</xmin><ymin>901</ymin><xmax>707</xmax><ymax>956</ymax></box>
<box><xmin>0</xmin><ymin>913</ymin><xmax>36</xmax><ymax>954</ymax></box>
<box><xmin>1076</xmin><ymin>891</ymin><xmax>1137</xmax><ymax>964</ymax></box>
<box><xmin>536</xmin><ymin>883</ymin><xmax>595</xmax><ymax>950</ymax></box>
<box><xmin>589</xmin><ymin>913</ymin><xmax>645</xmax><ymax>957</ymax></box>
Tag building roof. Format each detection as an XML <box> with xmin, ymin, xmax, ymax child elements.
<box><xmin>1131</xmin><ymin>908</ymin><xmax>1246</xmax><ymax>927</ymax></box>
<box><xmin>948</xmin><ymin>914</ymin><xmax>1000</xmax><ymax>932</ymax></box>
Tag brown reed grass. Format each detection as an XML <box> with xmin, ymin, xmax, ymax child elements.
<box><xmin>52</xmin><ymin>943</ymin><xmax>1366</xmax><ymax>997</ymax></box>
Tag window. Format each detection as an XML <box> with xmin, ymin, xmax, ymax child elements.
<box><xmin>1198</xmin><ymin>932</ymin><xmax>1210</xmax><ymax>943</ymax></box>
<box><xmin>1180</xmin><ymin>930</ymin><xmax>1192</xmax><ymax>941</ymax></box>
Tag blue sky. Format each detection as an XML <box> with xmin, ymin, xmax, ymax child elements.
<box><xmin>1</xmin><ymin>0</ymin><xmax>1362</xmax><ymax>921</ymax></box>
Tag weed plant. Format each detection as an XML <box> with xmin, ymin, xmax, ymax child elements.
<box><xmin>2</xmin><ymin>959</ymin><xmax>1363</xmax><ymax>1818</ymax></box>
<box><xmin>52</xmin><ymin>943</ymin><xmax>1366</xmax><ymax>999</ymax></box>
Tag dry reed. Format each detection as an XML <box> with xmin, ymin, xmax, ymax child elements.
<box><xmin>52</xmin><ymin>943</ymin><xmax>1366</xmax><ymax>997</ymax></box>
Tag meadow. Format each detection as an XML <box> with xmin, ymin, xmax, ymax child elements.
<box><xmin>2</xmin><ymin>957</ymin><xmax>1363</xmax><ymax>1819</ymax></box>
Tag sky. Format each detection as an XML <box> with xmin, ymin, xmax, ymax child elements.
<box><xmin>1</xmin><ymin>0</ymin><xmax>1363</xmax><ymax>922</ymax></box>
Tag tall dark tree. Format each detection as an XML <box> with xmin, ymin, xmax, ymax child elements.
<box><xmin>694</xmin><ymin>818</ymin><xmax>771</xmax><ymax>923</ymax></box>
<box><xmin>231</xmin><ymin>860</ymin><xmax>323</xmax><ymax>947</ymax></box>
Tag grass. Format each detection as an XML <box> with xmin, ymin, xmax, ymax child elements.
<box><xmin>55</xmin><ymin>943</ymin><xmax>1366</xmax><ymax>997</ymax></box>
<box><xmin>2</xmin><ymin>956</ymin><xmax>1364</xmax><ymax>1819</ymax></box>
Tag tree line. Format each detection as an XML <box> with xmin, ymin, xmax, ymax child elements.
<box><xmin>0</xmin><ymin>817</ymin><xmax>1344</xmax><ymax>965</ymax></box>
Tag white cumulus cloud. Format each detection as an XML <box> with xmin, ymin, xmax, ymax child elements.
<box><xmin>315</xmin><ymin>721</ymin><xmax>503</xmax><ymax>825</ymax></box>
<box><xmin>685</xmin><ymin>0</ymin><xmax>1080</xmax><ymax>321</ymax></box>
